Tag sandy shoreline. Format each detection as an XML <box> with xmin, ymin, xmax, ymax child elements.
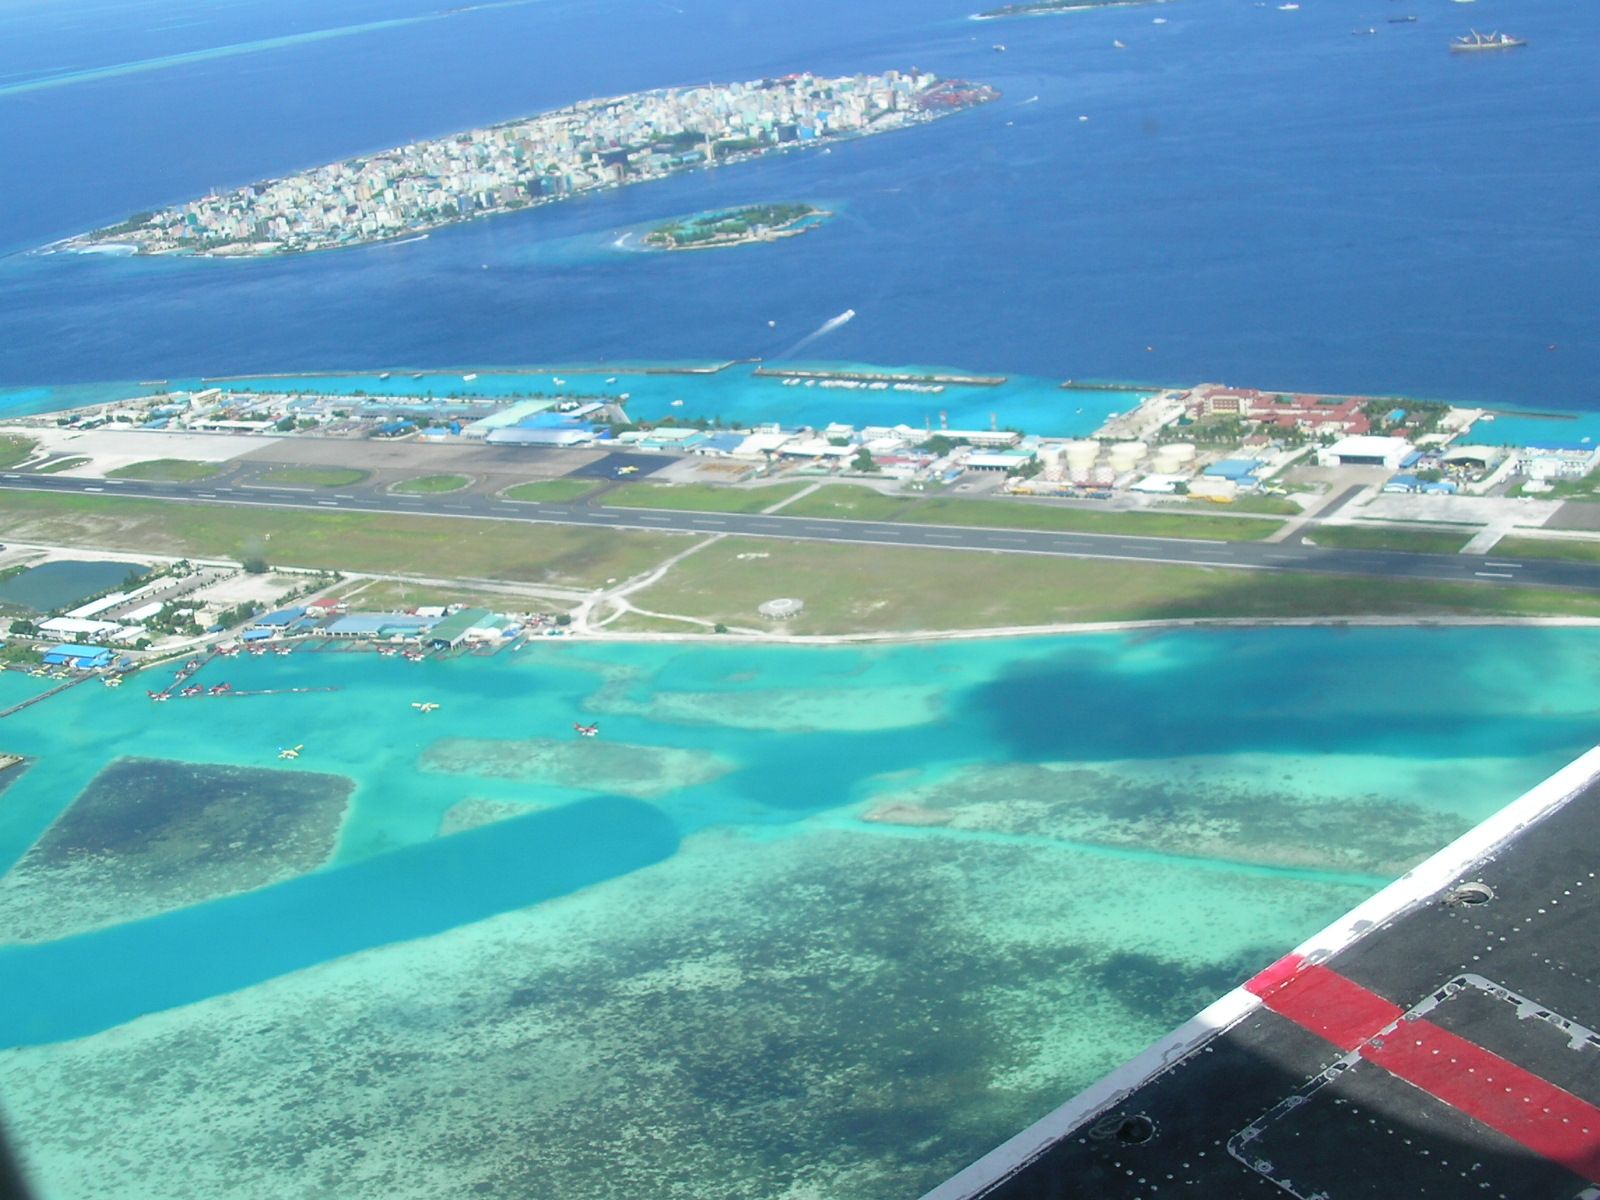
<box><xmin>563</xmin><ymin>612</ymin><xmax>1600</xmax><ymax>647</ymax></box>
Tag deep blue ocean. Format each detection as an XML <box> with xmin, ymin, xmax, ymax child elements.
<box><xmin>0</xmin><ymin>0</ymin><xmax>1595</xmax><ymax>411</ymax></box>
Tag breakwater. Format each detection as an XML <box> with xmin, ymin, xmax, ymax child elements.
<box><xmin>1059</xmin><ymin>380</ymin><xmax>1164</xmax><ymax>393</ymax></box>
<box><xmin>754</xmin><ymin>366</ymin><xmax>1006</xmax><ymax>387</ymax></box>
<box><xmin>202</xmin><ymin>360</ymin><xmax>755</xmax><ymax>384</ymax></box>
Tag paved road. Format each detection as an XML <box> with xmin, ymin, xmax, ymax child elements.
<box><xmin>4</xmin><ymin>471</ymin><xmax>1598</xmax><ymax>593</ymax></box>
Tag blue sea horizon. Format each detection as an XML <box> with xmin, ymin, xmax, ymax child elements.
<box><xmin>0</xmin><ymin>0</ymin><xmax>1595</xmax><ymax>416</ymax></box>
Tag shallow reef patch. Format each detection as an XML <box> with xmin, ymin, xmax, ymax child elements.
<box><xmin>0</xmin><ymin>824</ymin><xmax>1362</xmax><ymax>1200</ymax></box>
<box><xmin>0</xmin><ymin>756</ymin><xmax>351</xmax><ymax>943</ymax></box>
<box><xmin>859</xmin><ymin>753</ymin><xmax>1501</xmax><ymax>877</ymax></box>
<box><xmin>420</xmin><ymin>736</ymin><xmax>731</xmax><ymax>798</ymax></box>
<box><xmin>436</xmin><ymin>796</ymin><xmax>553</xmax><ymax>837</ymax></box>
<box><xmin>592</xmin><ymin>685</ymin><xmax>947</xmax><ymax>733</ymax></box>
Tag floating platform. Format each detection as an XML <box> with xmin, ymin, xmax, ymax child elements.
<box><xmin>925</xmin><ymin>746</ymin><xmax>1600</xmax><ymax>1200</ymax></box>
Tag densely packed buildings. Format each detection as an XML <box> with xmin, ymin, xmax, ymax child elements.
<box><xmin>68</xmin><ymin>72</ymin><xmax>994</xmax><ymax>256</ymax></box>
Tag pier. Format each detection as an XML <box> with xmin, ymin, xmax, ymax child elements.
<box><xmin>754</xmin><ymin>366</ymin><xmax>1006</xmax><ymax>387</ymax></box>
<box><xmin>0</xmin><ymin>673</ymin><xmax>94</xmax><ymax>719</ymax></box>
<box><xmin>1059</xmin><ymin>380</ymin><xmax>1158</xmax><ymax>392</ymax></box>
<box><xmin>170</xmin><ymin>686</ymin><xmax>341</xmax><ymax>700</ymax></box>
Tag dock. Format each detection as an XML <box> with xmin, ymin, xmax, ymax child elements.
<box><xmin>173</xmin><ymin>686</ymin><xmax>341</xmax><ymax>700</ymax></box>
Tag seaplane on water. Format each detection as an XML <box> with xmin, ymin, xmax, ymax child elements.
<box><xmin>146</xmin><ymin>690</ymin><xmax>170</xmax><ymax>702</ymax></box>
<box><xmin>279</xmin><ymin>744</ymin><xmax>304</xmax><ymax>760</ymax></box>
<box><xmin>207</xmin><ymin>682</ymin><xmax>233</xmax><ymax>696</ymax></box>
<box><xmin>102</xmin><ymin>675</ymin><xmax>123</xmax><ymax>688</ymax></box>
<box><xmin>412</xmin><ymin>701</ymin><xmax>440</xmax><ymax>714</ymax></box>
<box><xmin>573</xmin><ymin>722</ymin><xmax>600</xmax><ymax>738</ymax></box>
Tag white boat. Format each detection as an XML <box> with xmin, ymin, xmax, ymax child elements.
<box><xmin>1277</xmin><ymin>3</ymin><xmax>1298</xmax><ymax>9</ymax></box>
<box><xmin>462</xmin><ymin>372</ymin><xmax>479</xmax><ymax>382</ymax></box>
<box><xmin>670</xmin><ymin>399</ymin><xmax>684</xmax><ymax>407</ymax></box>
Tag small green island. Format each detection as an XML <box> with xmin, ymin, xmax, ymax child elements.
<box><xmin>977</xmin><ymin>0</ymin><xmax>1170</xmax><ymax>17</ymax></box>
<box><xmin>642</xmin><ymin>204</ymin><xmax>831</xmax><ymax>251</ymax></box>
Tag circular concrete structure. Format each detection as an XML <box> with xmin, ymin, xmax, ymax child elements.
<box><xmin>757</xmin><ymin>597</ymin><xmax>805</xmax><ymax>619</ymax></box>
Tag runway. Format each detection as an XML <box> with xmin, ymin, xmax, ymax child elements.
<box><xmin>4</xmin><ymin>471</ymin><xmax>1598</xmax><ymax>594</ymax></box>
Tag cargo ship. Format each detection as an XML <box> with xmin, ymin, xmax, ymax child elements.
<box><xmin>1450</xmin><ymin>30</ymin><xmax>1526</xmax><ymax>51</ymax></box>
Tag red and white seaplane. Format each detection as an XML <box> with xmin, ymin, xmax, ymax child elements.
<box><xmin>573</xmin><ymin>722</ymin><xmax>600</xmax><ymax>738</ymax></box>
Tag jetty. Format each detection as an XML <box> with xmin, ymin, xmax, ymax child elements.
<box><xmin>175</xmin><ymin>686</ymin><xmax>341</xmax><ymax>700</ymax></box>
<box><xmin>1059</xmin><ymin>380</ymin><xmax>1157</xmax><ymax>392</ymax></box>
<box><xmin>0</xmin><ymin>673</ymin><xmax>94</xmax><ymax>720</ymax></box>
<box><xmin>754</xmin><ymin>366</ymin><xmax>1006</xmax><ymax>387</ymax></box>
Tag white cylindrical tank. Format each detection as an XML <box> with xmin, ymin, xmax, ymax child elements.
<box><xmin>1090</xmin><ymin>465</ymin><xmax>1117</xmax><ymax>486</ymax></box>
<box><xmin>1107</xmin><ymin>442</ymin><xmax>1146</xmax><ymax>472</ymax></box>
<box><xmin>1152</xmin><ymin>449</ymin><xmax>1186</xmax><ymax>474</ymax></box>
<box><xmin>1066</xmin><ymin>440</ymin><xmax>1099</xmax><ymax>472</ymax></box>
<box><xmin>1164</xmin><ymin>442</ymin><xmax>1197</xmax><ymax>464</ymax></box>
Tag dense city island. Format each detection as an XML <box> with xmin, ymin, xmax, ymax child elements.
<box><xmin>642</xmin><ymin>203</ymin><xmax>829</xmax><ymax>251</ymax></box>
<box><xmin>976</xmin><ymin>0</ymin><xmax>1171</xmax><ymax>18</ymax></box>
<box><xmin>54</xmin><ymin>72</ymin><xmax>996</xmax><ymax>258</ymax></box>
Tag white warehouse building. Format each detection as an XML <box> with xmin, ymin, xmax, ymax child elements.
<box><xmin>1316</xmin><ymin>435</ymin><xmax>1415</xmax><ymax>469</ymax></box>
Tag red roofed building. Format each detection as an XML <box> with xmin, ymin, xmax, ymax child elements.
<box><xmin>1187</xmin><ymin>385</ymin><xmax>1371</xmax><ymax>435</ymax></box>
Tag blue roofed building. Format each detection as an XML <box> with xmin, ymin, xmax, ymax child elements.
<box><xmin>320</xmin><ymin>613</ymin><xmax>436</xmax><ymax>641</ymax></box>
<box><xmin>690</xmin><ymin>433</ymin><xmax>750</xmax><ymax>457</ymax></box>
<box><xmin>41</xmin><ymin>644</ymin><xmax>113</xmax><ymax>669</ymax></box>
<box><xmin>1203</xmin><ymin>458</ymin><xmax>1263</xmax><ymax>481</ymax></box>
<box><xmin>248</xmin><ymin>605</ymin><xmax>306</xmax><ymax>631</ymax></box>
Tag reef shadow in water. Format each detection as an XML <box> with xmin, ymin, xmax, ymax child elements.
<box><xmin>0</xmin><ymin>756</ymin><xmax>352</xmax><ymax>943</ymax></box>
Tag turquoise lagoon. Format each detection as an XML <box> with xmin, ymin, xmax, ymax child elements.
<box><xmin>0</xmin><ymin>363</ymin><xmax>1150</xmax><ymax>440</ymax></box>
<box><xmin>2</xmin><ymin>626</ymin><xmax>1598</xmax><ymax>1198</ymax></box>
<box><xmin>10</xmin><ymin>363</ymin><xmax>1600</xmax><ymax>450</ymax></box>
